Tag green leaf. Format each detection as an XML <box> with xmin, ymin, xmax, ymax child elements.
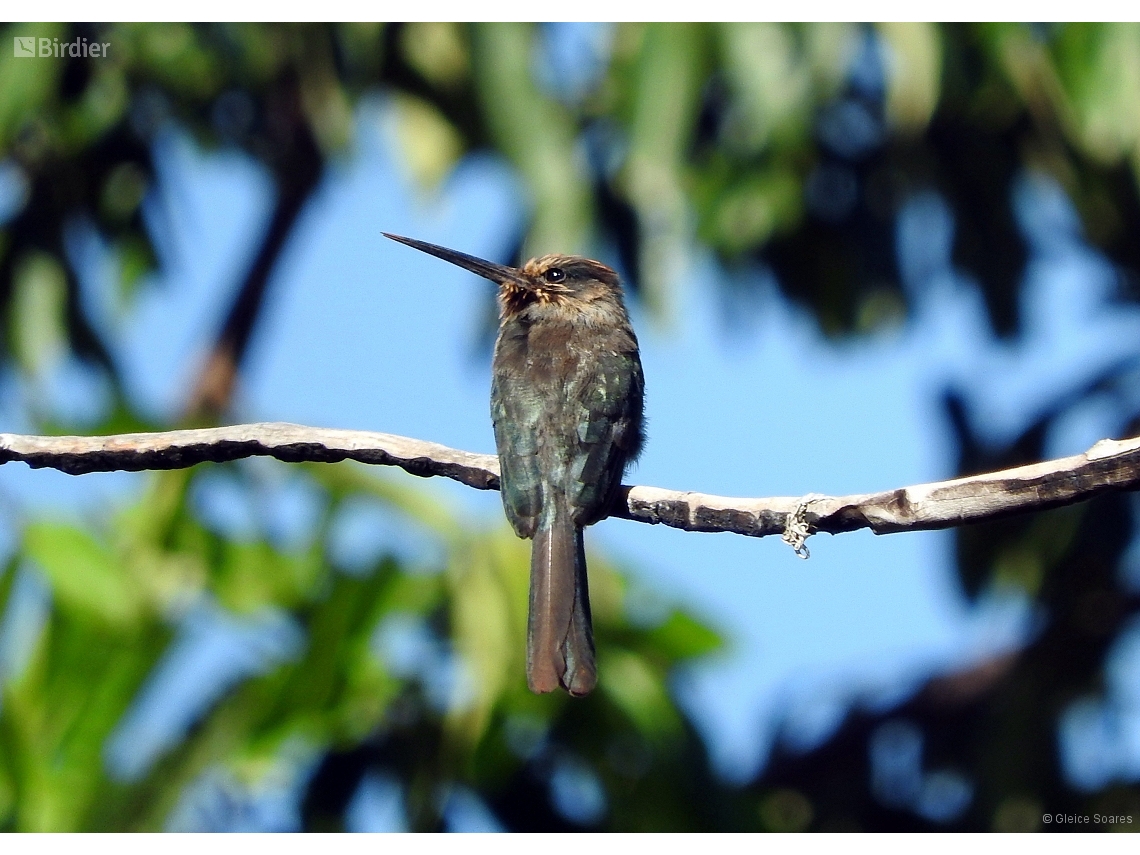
<box><xmin>213</xmin><ymin>539</ymin><xmax>322</xmax><ymax>613</ymax></box>
<box><xmin>446</xmin><ymin>530</ymin><xmax>527</xmax><ymax>745</ymax></box>
<box><xmin>878</xmin><ymin>22</ymin><xmax>943</xmax><ymax>135</ymax></box>
<box><xmin>600</xmin><ymin>649</ymin><xmax>682</xmax><ymax>739</ymax></box>
<box><xmin>386</xmin><ymin>93</ymin><xmax>464</xmax><ymax>190</ymax></box>
<box><xmin>10</xmin><ymin>252</ymin><xmax>68</xmax><ymax>377</ymax></box>
<box><xmin>0</xmin><ymin>23</ymin><xmax>66</xmax><ymax>152</ymax></box>
<box><xmin>618</xmin><ymin>23</ymin><xmax>706</xmax><ymax>310</ymax></box>
<box><xmin>23</xmin><ymin>523</ymin><xmax>143</xmax><ymax>629</ymax></box>
<box><xmin>645</xmin><ymin>610</ymin><xmax>722</xmax><ymax>661</ymax></box>
<box><xmin>471</xmin><ymin>23</ymin><xmax>591</xmax><ymax>256</ymax></box>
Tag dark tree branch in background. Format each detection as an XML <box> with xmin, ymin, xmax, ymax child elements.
<box><xmin>185</xmin><ymin>74</ymin><xmax>324</xmax><ymax>419</ymax></box>
<box><xmin>3</xmin><ymin>424</ymin><xmax>1140</xmax><ymax>542</ymax></box>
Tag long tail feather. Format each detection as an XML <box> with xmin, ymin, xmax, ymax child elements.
<box><xmin>527</xmin><ymin>517</ymin><xmax>596</xmax><ymax>695</ymax></box>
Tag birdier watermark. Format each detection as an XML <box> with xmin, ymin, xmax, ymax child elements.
<box><xmin>13</xmin><ymin>36</ymin><xmax>109</xmax><ymax>58</ymax></box>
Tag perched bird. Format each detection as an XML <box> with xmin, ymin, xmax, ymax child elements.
<box><xmin>384</xmin><ymin>233</ymin><xmax>645</xmax><ymax>696</ymax></box>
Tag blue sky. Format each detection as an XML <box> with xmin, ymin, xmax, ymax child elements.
<box><xmin>3</xmin><ymin>84</ymin><xmax>1140</xmax><ymax>821</ymax></box>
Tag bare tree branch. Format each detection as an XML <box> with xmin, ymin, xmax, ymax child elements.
<box><xmin>2</xmin><ymin>424</ymin><xmax>1139</xmax><ymax>542</ymax></box>
<box><xmin>0</xmin><ymin>423</ymin><xmax>501</xmax><ymax>489</ymax></box>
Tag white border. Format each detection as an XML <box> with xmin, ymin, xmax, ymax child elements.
<box><xmin>3</xmin><ymin>7</ymin><xmax>1128</xmax><ymax>24</ymax></box>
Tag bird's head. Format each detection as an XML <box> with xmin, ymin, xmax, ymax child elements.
<box><xmin>383</xmin><ymin>233</ymin><xmax>624</xmax><ymax>319</ymax></box>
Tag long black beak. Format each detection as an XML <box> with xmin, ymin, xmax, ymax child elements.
<box><xmin>383</xmin><ymin>233</ymin><xmax>527</xmax><ymax>288</ymax></box>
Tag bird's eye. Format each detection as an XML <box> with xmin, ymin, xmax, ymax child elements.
<box><xmin>543</xmin><ymin>267</ymin><xmax>566</xmax><ymax>284</ymax></box>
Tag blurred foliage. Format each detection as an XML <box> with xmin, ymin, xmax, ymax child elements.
<box><xmin>0</xmin><ymin>459</ymin><xmax>726</xmax><ymax>831</ymax></box>
<box><xmin>2</xmin><ymin>21</ymin><xmax>1140</xmax><ymax>830</ymax></box>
